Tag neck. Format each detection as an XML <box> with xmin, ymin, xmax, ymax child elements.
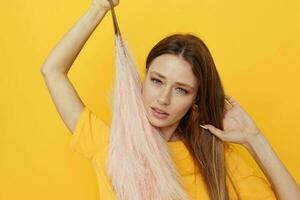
<box><xmin>168</xmin><ymin>133</ymin><xmax>180</xmax><ymax>142</ymax></box>
<box><xmin>159</xmin><ymin>130</ymin><xmax>180</xmax><ymax>142</ymax></box>
<box><xmin>157</xmin><ymin>122</ymin><xmax>181</xmax><ymax>142</ymax></box>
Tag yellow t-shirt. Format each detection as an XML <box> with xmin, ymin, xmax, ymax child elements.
<box><xmin>69</xmin><ymin>106</ymin><xmax>277</xmax><ymax>200</ymax></box>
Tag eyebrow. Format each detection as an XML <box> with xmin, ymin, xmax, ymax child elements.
<box><xmin>150</xmin><ymin>71</ymin><xmax>195</xmax><ymax>90</ymax></box>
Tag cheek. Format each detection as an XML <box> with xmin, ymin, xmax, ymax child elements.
<box><xmin>172</xmin><ymin>101</ymin><xmax>193</xmax><ymax>117</ymax></box>
<box><xmin>142</xmin><ymin>82</ymin><xmax>156</xmax><ymax>100</ymax></box>
<box><xmin>141</xmin><ymin>84</ymin><xmax>152</xmax><ymax>105</ymax></box>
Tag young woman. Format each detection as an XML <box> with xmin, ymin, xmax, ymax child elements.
<box><xmin>41</xmin><ymin>0</ymin><xmax>300</xmax><ymax>199</ymax></box>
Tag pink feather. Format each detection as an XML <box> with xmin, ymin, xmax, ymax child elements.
<box><xmin>106</xmin><ymin>1</ymin><xmax>191</xmax><ymax>199</ymax></box>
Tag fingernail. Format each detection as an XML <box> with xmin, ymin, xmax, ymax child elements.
<box><xmin>199</xmin><ymin>125</ymin><xmax>208</xmax><ymax>129</ymax></box>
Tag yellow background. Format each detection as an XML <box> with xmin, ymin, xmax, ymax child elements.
<box><xmin>1</xmin><ymin>0</ymin><xmax>299</xmax><ymax>199</ymax></box>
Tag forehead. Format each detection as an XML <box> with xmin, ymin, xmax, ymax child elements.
<box><xmin>149</xmin><ymin>54</ymin><xmax>198</xmax><ymax>88</ymax></box>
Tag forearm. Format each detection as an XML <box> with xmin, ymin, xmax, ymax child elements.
<box><xmin>41</xmin><ymin>5</ymin><xmax>108</xmax><ymax>75</ymax></box>
<box><xmin>244</xmin><ymin>133</ymin><xmax>300</xmax><ymax>200</ymax></box>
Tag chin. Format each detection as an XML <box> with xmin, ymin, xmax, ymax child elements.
<box><xmin>149</xmin><ymin>117</ymin><xmax>172</xmax><ymax>128</ymax></box>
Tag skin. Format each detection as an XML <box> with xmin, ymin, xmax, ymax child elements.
<box><xmin>141</xmin><ymin>54</ymin><xmax>300</xmax><ymax>199</ymax></box>
<box><xmin>41</xmin><ymin>0</ymin><xmax>300</xmax><ymax>197</ymax></box>
<box><xmin>203</xmin><ymin>95</ymin><xmax>300</xmax><ymax>199</ymax></box>
<box><xmin>141</xmin><ymin>54</ymin><xmax>199</xmax><ymax>142</ymax></box>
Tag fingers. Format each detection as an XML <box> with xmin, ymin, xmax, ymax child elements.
<box><xmin>224</xmin><ymin>95</ymin><xmax>233</xmax><ymax>111</ymax></box>
<box><xmin>200</xmin><ymin>124</ymin><xmax>225</xmax><ymax>140</ymax></box>
<box><xmin>199</xmin><ymin>125</ymin><xmax>208</xmax><ymax>129</ymax></box>
<box><xmin>224</xmin><ymin>99</ymin><xmax>232</xmax><ymax>111</ymax></box>
<box><xmin>225</xmin><ymin>94</ymin><xmax>238</xmax><ymax>106</ymax></box>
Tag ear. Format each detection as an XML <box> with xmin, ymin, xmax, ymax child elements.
<box><xmin>193</xmin><ymin>95</ymin><xmax>199</xmax><ymax>104</ymax></box>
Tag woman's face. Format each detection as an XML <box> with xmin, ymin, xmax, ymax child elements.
<box><xmin>142</xmin><ymin>54</ymin><xmax>199</xmax><ymax>130</ymax></box>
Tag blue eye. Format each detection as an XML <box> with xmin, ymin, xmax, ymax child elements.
<box><xmin>151</xmin><ymin>78</ymin><xmax>188</xmax><ymax>94</ymax></box>
<box><xmin>177</xmin><ymin>88</ymin><xmax>188</xmax><ymax>94</ymax></box>
<box><xmin>151</xmin><ymin>78</ymin><xmax>162</xmax><ymax>85</ymax></box>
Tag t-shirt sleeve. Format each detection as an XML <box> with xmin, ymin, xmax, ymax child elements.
<box><xmin>69</xmin><ymin>106</ymin><xmax>110</xmax><ymax>160</ymax></box>
<box><xmin>225</xmin><ymin>144</ymin><xmax>277</xmax><ymax>200</ymax></box>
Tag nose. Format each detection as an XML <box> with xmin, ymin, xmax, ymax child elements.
<box><xmin>157</xmin><ymin>87</ymin><xmax>171</xmax><ymax>106</ymax></box>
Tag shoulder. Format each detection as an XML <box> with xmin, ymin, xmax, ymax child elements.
<box><xmin>224</xmin><ymin>143</ymin><xmax>276</xmax><ymax>199</ymax></box>
<box><xmin>70</xmin><ymin>106</ymin><xmax>110</xmax><ymax>159</ymax></box>
<box><xmin>224</xmin><ymin>143</ymin><xmax>255</xmax><ymax>174</ymax></box>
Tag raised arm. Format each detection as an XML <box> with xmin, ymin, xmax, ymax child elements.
<box><xmin>202</xmin><ymin>95</ymin><xmax>300</xmax><ymax>199</ymax></box>
<box><xmin>41</xmin><ymin>0</ymin><xmax>119</xmax><ymax>134</ymax></box>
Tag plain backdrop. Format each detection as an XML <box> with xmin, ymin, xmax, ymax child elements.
<box><xmin>0</xmin><ymin>0</ymin><xmax>299</xmax><ymax>199</ymax></box>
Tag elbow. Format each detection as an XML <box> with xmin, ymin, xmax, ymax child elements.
<box><xmin>40</xmin><ymin>64</ymin><xmax>51</xmax><ymax>76</ymax></box>
<box><xmin>40</xmin><ymin>66</ymin><xmax>66</xmax><ymax>76</ymax></box>
<box><xmin>40</xmin><ymin>67</ymin><xmax>47</xmax><ymax>76</ymax></box>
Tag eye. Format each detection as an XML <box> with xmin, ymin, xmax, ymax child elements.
<box><xmin>151</xmin><ymin>78</ymin><xmax>162</xmax><ymax>85</ymax></box>
<box><xmin>151</xmin><ymin>78</ymin><xmax>188</xmax><ymax>94</ymax></box>
<box><xmin>176</xmin><ymin>88</ymin><xmax>188</xmax><ymax>94</ymax></box>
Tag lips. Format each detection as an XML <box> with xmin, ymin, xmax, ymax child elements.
<box><xmin>151</xmin><ymin>107</ymin><xmax>169</xmax><ymax>115</ymax></box>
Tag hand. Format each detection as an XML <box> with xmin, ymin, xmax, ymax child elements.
<box><xmin>200</xmin><ymin>95</ymin><xmax>262</xmax><ymax>147</ymax></box>
<box><xmin>91</xmin><ymin>0</ymin><xmax>120</xmax><ymax>12</ymax></box>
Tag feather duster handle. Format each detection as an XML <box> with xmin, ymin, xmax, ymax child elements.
<box><xmin>106</xmin><ymin>0</ymin><xmax>191</xmax><ymax>199</ymax></box>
